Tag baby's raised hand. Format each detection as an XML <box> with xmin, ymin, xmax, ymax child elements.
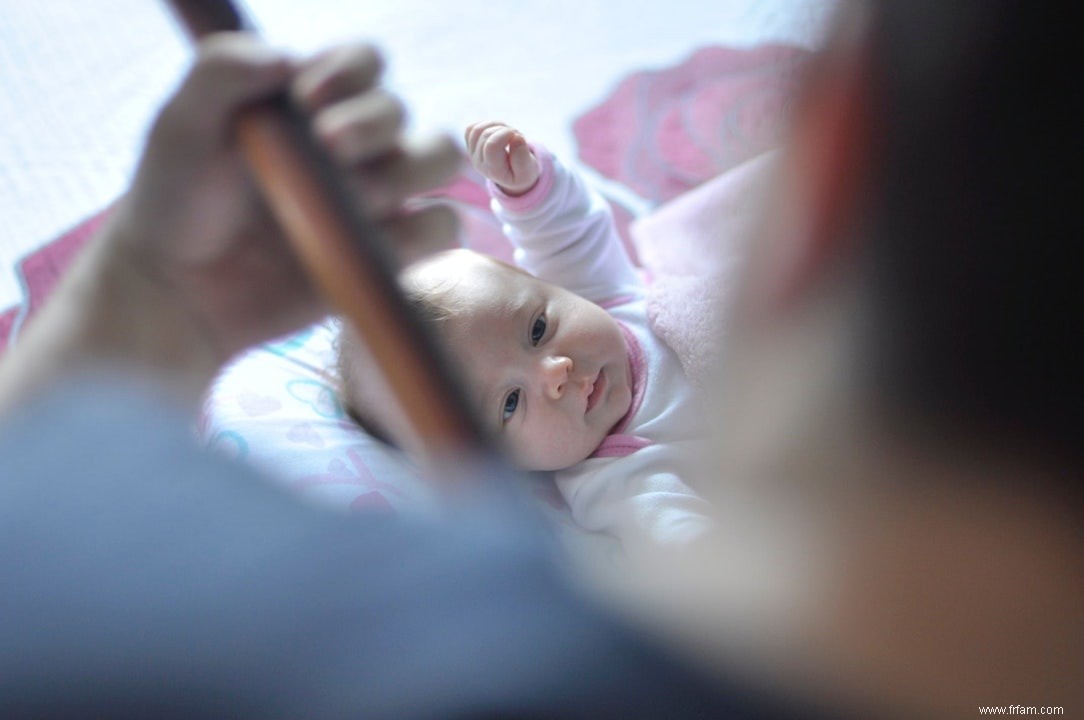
<box><xmin>465</xmin><ymin>121</ymin><xmax>541</xmax><ymax>196</ymax></box>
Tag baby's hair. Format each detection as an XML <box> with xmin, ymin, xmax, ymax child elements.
<box><xmin>333</xmin><ymin>324</ymin><xmax>398</xmax><ymax>447</ymax></box>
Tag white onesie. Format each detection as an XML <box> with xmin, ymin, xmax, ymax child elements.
<box><xmin>488</xmin><ymin>146</ymin><xmax>714</xmax><ymax>554</ymax></box>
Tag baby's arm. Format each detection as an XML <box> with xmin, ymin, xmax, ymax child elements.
<box><xmin>465</xmin><ymin>122</ymin><xmax>640</xmax><ymax>303</ymax></box>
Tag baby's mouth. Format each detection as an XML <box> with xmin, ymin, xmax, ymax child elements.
<box><xmin>585</xmin><ymin>369</ymin><xmax>606</xmax><ymax>414</ymax></box>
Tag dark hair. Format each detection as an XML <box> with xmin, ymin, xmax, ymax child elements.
<box><xmin>860</xmin><ymin>0</ymin><xmax>1080</xmax><ymax>465</ymax></box>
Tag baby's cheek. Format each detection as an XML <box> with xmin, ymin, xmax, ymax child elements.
<box><xmin>511</xmin><ymin>421</ymin><xmax>597</xmax><ymax>472</ymax></box>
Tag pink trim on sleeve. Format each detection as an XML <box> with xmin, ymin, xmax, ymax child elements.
<box><xmin>487</xmin><ymin>143</ymin><xmax>556</xmax><ymax>213</ymax></box>
<box><xmin>587</xmin><ymin>320</ymin><xmax>652</xmax><ymax>459</ymax></box>
<box><xmin>610</xmin><ymin>321</ymin><xmax>647</xmax><ymax>436</ymax></box>
<box><xmin>590</xmin><ymin>433</ymin><xmax>652</xmax><ymax>459</ymax></box>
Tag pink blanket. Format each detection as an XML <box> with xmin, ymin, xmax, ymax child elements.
<box><xmin>633</xmin><ymin>152</ymin><xmax>780</xmax><ymax>391</ymax></box>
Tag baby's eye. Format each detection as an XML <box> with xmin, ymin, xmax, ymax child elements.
<box><xmin>502</xmin><ymin>389</ymin><xmax>521</xmax><ymax>423</ymax></box>
<box><xmin>530</xmin><ymin>314</ymin><xmax>547</xmax><ymax>346</ymax></box>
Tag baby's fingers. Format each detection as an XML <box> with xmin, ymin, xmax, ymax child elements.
<box><xmin>465</xmin><ymin>120</ymin><xmax>508</xmax><ymax>155</ymax></box>
<box><xmin>479</xmin><ymin>126</ymin><xmax>517</xmax><ymax>169</ymax></box>
<box><xmin>507</xmin><ymin>133</ymin><xmax>535</xmax><ymax>175</ymax></box>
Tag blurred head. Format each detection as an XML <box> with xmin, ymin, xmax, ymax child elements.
<box><xmin>860</xmin><ymin>1</ymin><xmax>1080</xmax><ymax>467</ymax></box>
<box><xmin>339</xmin><ymin>249</ymin><xmax>631</xmax><ymax>471</ymax></box>
<box><xmin>720</xmin><ymin>0</ymin><xmax>1080</xmax><ymax>470</ymax></box>
<box><xmin>652</xmin><ymin>1</ymin><xmax>1084</xmax><ymax>715</ymax></box>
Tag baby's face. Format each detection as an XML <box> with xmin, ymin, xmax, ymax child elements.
<box><xmin>414</xmin><ymin>252</ymin><xmax>632</xmax><ymax>471</ymax></box>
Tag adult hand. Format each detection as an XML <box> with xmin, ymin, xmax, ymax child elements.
<box><xmin>118</xmin><ymin>34</ymin><xmax>461</xmax><ymax>359</ymax></box>
<box><xmin>0</xmin><ymin>34</ymin><xmax>461</xmax><ymax>414</ymax></box>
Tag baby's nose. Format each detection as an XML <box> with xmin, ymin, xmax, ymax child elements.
<box><xmin>540</xmin><ymin>355</ymin><xmax>572</xmax><ymax>400</ymax></box>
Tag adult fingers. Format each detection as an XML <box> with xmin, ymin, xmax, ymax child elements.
<box><xmin>381</xmin><ymin>202</ymin><xmax>461</xmax><ymax>267</ymax></box>
<box><xmin>313</xmin><ymin>89</ymin><xmax>407</xmax><ymax>166</ymax></box>
<box><xmin>152</xmin><ymin>34</ymin><xmax>293</xmax><ymax>154</ymax></box>
<box><xmin>352</xmin><ymin>134</ymin><xmax>463</xmax><ymax>216</ymax></box>
<box><xmin>291</xmin><ymin>43</ymin><xmax>384</xmax><ymax>112</ymax></box>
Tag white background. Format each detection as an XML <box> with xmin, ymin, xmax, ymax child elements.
<box><xmin>0</xmin><ymin>0</ymin><xmax>837</xmax><ymax>308</ymax></box>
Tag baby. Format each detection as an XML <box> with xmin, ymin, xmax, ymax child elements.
<box><xmin>338</xmin><ymin>122</ymin><xmax>712</xmax><ymax>551</ymax></box>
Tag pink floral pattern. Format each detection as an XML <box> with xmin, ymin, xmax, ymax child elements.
<box><xmin>296</xmin><ymin>448</ymin><xmax>410</xmax><ymax>500</ymax></box>
<box><xmin>0</xmin><ymin>207</ymin><xmax>109</xmax><ymax>356</ymax></box>
<box><xmin>573</xmin><ymin>44</ymin><xmax>810</xmax><ymax>204</ymax></box>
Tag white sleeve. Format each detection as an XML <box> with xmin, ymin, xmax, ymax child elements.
<box><xmin>488</xmin><ymin>146</ymin><xmax>641</xmax><ymax>304</ymax></box>
<box><xmin>555</xmin><ymin>445</ymin><xmax>714</xmax><ymax>552</ymax></box>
